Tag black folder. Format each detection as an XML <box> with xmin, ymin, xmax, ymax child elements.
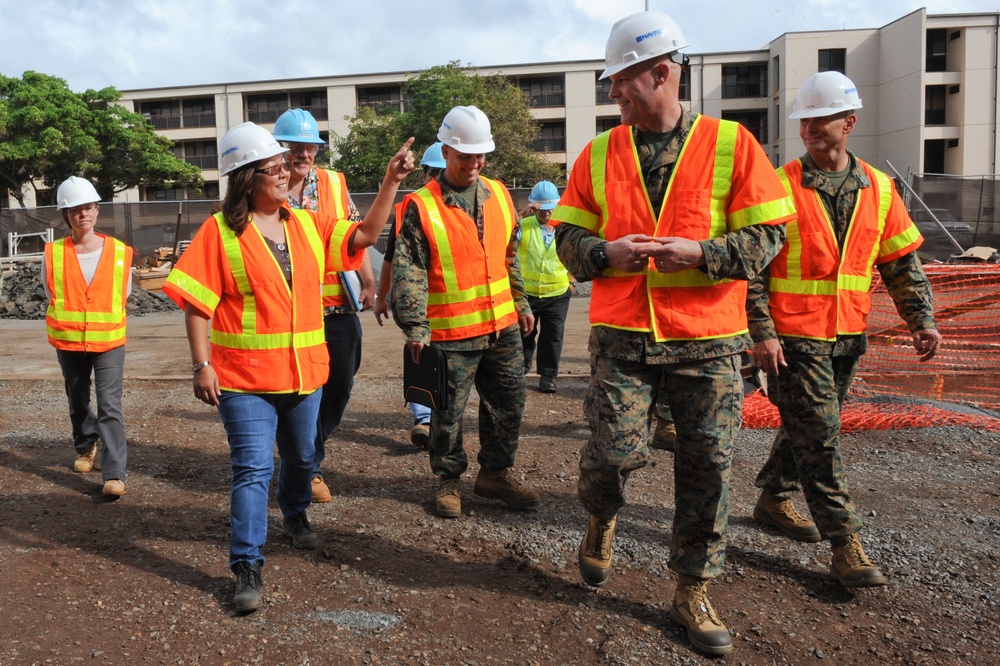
<box><xmin>403</xmin><ymin>344</ymin><xmax>448</xmax><ymax>411</ymax></box>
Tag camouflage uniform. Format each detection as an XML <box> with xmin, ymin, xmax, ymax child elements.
<box><xmin>391</xmin><ymin>177</ymin><xmax>531</xmax><ymax>479</ymax></box>
<box><xmin>748</xmin><ymin>152</ymin><xmax>937</xmax><ymax>538</ymax></box>
<box><xmin>555</xmin><ymin>112</ymin><xmax>789</xmax><ymax>579</ymax></box>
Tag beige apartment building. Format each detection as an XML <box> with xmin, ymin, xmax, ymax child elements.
<box><xmin>102</xmin><ymin>8</ymin><xmax>996</xmax><ymax>203</ymax></box>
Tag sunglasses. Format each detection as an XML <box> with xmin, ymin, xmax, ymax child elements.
<box><xmin>254</xmin><ymin>160</ymin><xmax>291</xmax><ymax>177</ymax></box>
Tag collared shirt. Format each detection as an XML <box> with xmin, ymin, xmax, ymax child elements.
<box><xmin>289</xmin><ymin>167</ymin><xmax>363</xmax><ymax>224</ymax></box>
<box><xmin>391</xmin><ymin>175</ymin><xmax>530</xmax><ymax>351</ymax></box>
<box><xmin>747</xmin><ymin>151</ymin><xmax>936</xmax><ymax>357</ymax></box>
<box><xmin>554</xmin><ymin>111</ymin><xmax>786</xmax><ymax>364</ymax></box>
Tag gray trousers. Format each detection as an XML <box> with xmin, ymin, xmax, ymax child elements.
<box><xmin>56</xmin><ymin>346</ymin><xmax>128</xmax><ymax>481</ymax></box>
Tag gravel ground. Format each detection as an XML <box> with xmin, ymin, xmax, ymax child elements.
<box><xmin>1</xmin><ymin>302</ymin><xmax>998</xmax><ymax>665</ymax></box>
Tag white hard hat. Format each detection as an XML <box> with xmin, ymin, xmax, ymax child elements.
<box><xmin>790</xmin><ymin>71</ymin><xmax>863</xmax><ymax>119</ymax></box>
<box><xmin>437</xmin><ymin>106</ymin><xmax>495</xmax><ymax>154</ymax></box>
<box><xmin>56</xmin><ymin>176</ymin><xmax>101</xmax><ymax>209</ymax></box>
<box><xmin>601</xmin><ymin>11</ymin><xmax>689</xmax><ymax>80</ymax></box>
<box><xmin>218</xmin><ymin>122</ymin><xmax>289</xmax><ymax>176</ymax></box>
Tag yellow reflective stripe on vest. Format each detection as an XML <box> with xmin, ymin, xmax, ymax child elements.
<box><xmin>775</xmin><ymin>166</ymin><xmax>806</xmax><ymax>280</ymax></box>
<box><xmin>589</xmin><ymin>130</ymin><xmax>612</xmax><ymax>236</ymax></box>
<box><xmin>646</xmin><ymin>268</ymin><xmax>731</xmax><ymax>288</ymax></box>
<box><xmin>47</xmin><ymin>327</ymin><xmax>127</xmax><ymax>343</ymax></box>
<box><xmin>215</xmin><ymin>213</ymin><xmax>258</xmax><ymax>335</ymax></box>
<box><xmin>429</xmin><ymin>299</ymin><xmax>517</xmax><ymax>332</ymax></box>
<box><xmin>709</xmin><ymin>119</ymin><xmax>737</xmax><ymax>237</ymax></box>
<box><xmin>210</xmin><ymin>328</ymin><xmax>325</xmax><ymax>350</ymax></box>
<box><xmin>551</xmin><ymin>204</ymin><xmax>599</xmax><ymax>232</ymax></box>
<box><xmin>166</xmin><ymin>267</ymin><xmax>220</xmax><ymax>311</ymax></box>
<box><xmin>289</xmin><ymin>209</ymin><xmax>325</xmax><ymax>270</ymax></box>
<box><xmin>414</xmin><ymin>188</ymin><xmax>462</xmax><ymax>295</ymax></box>
<box><xmin>426</xmin><ymin>276</ymin><xmax>512</xmax><ymax>306</ymax></box>
<box><xmin>323</xmin><ymin>169</ymin><xmax>348</xmax><ymax>219</ymax></box>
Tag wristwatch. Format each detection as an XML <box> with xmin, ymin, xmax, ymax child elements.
<box><xmin>192</xmin><ymin>360</ymin><xmax>211</xmax><ymax>374</ymax></box>
<box><xmin>591</xmin><ymin>242</ymin><xmax>610</xmax><ymax>271</ymax></box>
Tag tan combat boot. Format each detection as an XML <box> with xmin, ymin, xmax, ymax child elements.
<box><xmin>73</xmin><ymin>443</ymin><xmax>98</xmax><ymax>473</ymax></box>
<box><xmin>649</xmin><ymin>419</ymin><xmax>677</xmax><ymax>451</ymax></box>
<box><xmin>753</xmin><ymin>492</ymin><xmax>821</xmax><ymax>542</ymax></box>
<box><xmin>578</xmin><ymin>514</ymin><xmax>617</xmax><ymax>587</ymax></box>
<box><xmin>669</xmin><ymin>576</ymin><xmax>733</xmax><ymax>655</ymax></box>
<box><xmin>831</xmin><ymin>533</ymin><xmax>887</xmax><ymax>588</ymax></box>
<box><xmin>473</xmin><ymin>468</ymin><xmax>540</xmax><ymax>509</ymax></box>
<box><xmin>436</xmin><ymin>477</ymin><xmax>461</xmax><ymax>519</ymax></box>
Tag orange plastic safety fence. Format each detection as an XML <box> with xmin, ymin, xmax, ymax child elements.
<box><xmin>741</xmin><ymin>390</ymin><xmax>1000</xmax><ymax>432</ymax></box>
<box><xmin>856</xmin><ymin>264</ymin><xmax>1000</xmax><ymax>410</ymax></box>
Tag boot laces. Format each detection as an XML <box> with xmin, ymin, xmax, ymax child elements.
<box><xmin>839</xmin><ymin>535</ymin><xmax>873</xmax><ymax>567</ymax></box>
<box><xmin>684</xmin><ymin>582</ymin><xmax>723</xmax><ymax>627</ymax></box>
<box><xmin>777</xmin><ymin>499</ymin><xmax>809</xmax><ymax>524</ymax></box>
<box><xmin>439</xmin><ymin>478</ymin><xmax>460</xmax><ymax>497</ymax></box>
<box><xmin>237</xmin><ymin>564</ymin><xmax>261</xmax><ymax>592</ymax></box>
<box><xmin>586</xmin><ymin>518</ymin><xmax>614</xmax><ymax>558</ymax></box>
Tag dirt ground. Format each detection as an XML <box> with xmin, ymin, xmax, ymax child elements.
<box><xmin>1</xmin><ymin>297</ymin><xmax>998</xmax><ymax>665</ymax></box>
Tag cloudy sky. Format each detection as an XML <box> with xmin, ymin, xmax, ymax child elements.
<box><xmin>0</xmin><ymin>0</ymin><xmax>994</xmax><ymax>92</ymax></box>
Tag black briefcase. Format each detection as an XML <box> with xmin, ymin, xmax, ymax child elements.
<box><xmin>403</xmin><ymin>344</ymin><xmax>448</xmax><ymax>411</ymax></box>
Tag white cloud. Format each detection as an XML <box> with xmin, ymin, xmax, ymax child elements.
<box><xmin>0</xmin><ymin>0</ymin><xmax>995</xmax><ymax>91</ymax></box>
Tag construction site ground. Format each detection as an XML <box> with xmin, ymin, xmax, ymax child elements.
<box><xmin>1</xmin><ymin>297</ymin><xmax>998</xmax><ymax>665</ymax></box>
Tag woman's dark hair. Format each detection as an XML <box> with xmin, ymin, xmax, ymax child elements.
<box><xmin>220</xmin><ymin>163</ymin><xmax>288</xmax><ymax>236</ymax></box>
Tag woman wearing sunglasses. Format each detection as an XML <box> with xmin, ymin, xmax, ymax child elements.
<box><xmin>164</xmin><ymin>122</ymin><xmax>413</xmax><ymax>613</ymax></box>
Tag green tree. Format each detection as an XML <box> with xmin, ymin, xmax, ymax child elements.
<box><xmin>331</xmin><ymin>62</ymin><xmax>560</xmax><ymax>192</ymax></box>
<box><xmin>0</xmin><ymin>71</ymin><xmax>203</xmax><ymax>206</ymax></box>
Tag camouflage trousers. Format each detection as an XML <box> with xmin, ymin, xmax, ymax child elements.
<box><xmin>754</xmin><ymin>350</ymin><xmax>863</xmax><ymax>539</ymax></box>
<box><xmin>429</xmin><ymin>326</ymin><xmax>526</xmax><ymax>478</ymax></box>
<box><xmin>579</xmin><ymin>353</ymin><xmax>742</xmax><ymax>579</ymax></box>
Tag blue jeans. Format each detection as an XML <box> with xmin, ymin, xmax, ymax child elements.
<box><xmin>217</xmin><ymin>389</ymin><xmax>320</xmax><ymax>569</ymax></box>
<box><xmin>409</xmin><ymin>402</ymin><xmax>431</xmax><ymax>425</ymax></box>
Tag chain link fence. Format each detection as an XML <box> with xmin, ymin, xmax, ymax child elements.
<box><xmin>906</xmin><ymin>173</ymin><xmax>1000</xmax><ymax>258</ymax></box>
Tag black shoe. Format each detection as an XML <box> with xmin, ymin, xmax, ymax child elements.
<box><xmin>539</xmin><ymin>376</ymin><xmax>557</xmax><ymax>393</ymax></box>
<box><xmin>233</xmin><ymin>560</ymin><xmax>263</xmax><ymax>613</ymax></box>
<box><xmin>283</xmin><ymin>511</ymin><xmax>318</xmax><ymax>549</ymax></box>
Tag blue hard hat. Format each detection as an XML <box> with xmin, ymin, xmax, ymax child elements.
<box><xmin>421</xmin><ymin>142</ymin><xmax>446</xmax><ymax>169</ymax></box>
<box><xmin>273</xmin><ymin>108</ymin><xmax>325</xmax><ymax>144</ymax></box>
<box><xmin>528</xmin><ymin>181</ymin><xmax>560</xmax><ymax>210</ymax></box>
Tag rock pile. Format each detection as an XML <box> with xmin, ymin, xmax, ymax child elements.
<box><xmin>1</xmin><ymin>260</ymin><xmax>179</xmax><ymax>320</ymax></box>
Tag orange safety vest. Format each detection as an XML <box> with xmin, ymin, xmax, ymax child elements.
<box><xmin>554</xmin><ymin>117</ymin><xmax>794</xmax><ymax>342</ymax></box>
<box><xmin>403</xmin><ymin>178</ymin><xmax>519</xmax><ymax>341</ymax></box>
<box><xmin>315</xmin><ymin>168</ymin><xmax>354</xmax><ymax>308</ymax></box>
<box><xmin>45</xmin><ymin>234</ymin><xmax>132</xmax><ymax>352</ymax></box>
<box><xmin>163</xmin><ymin>209</ymin><xmax>329</xmax><ymax>393</ymax></box>
<box><xmin>767</xmin><ymin>158</ymin><xmax>923</xmax><ymax>340</ymax></box>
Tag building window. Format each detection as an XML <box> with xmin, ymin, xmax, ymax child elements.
<box><xmin>923</xmin><ymin>139</ymin><xmax>945</xmax><ymax>174</ymax></box>
<box><xmin>1</xmin><ymin>187</ymin><xmax>9</xmax><ymax>209</ymax></box>
<box><xmin>722</xmin><ymin>110</ymin><xmax>767</xmax><ymax>144</ymax></box>
<box><xmin>180</xmin><ymin>98</ymin><xmax>216</xmax><ymax>128</ymax></box>
<box><xmin>290</xmin><ymin>90</ymin><xmax>328</xmax><ymax>119</ymax></box>
<box><xmin>925</xmin><ymin>85</ymin><xmax>946</xmax><ymax>125</ymax></box>
<box><xmin>949</xmin><ymin>85</ymin><xmax>960</xmax><ymax>95</ymax></box>
<box><xmin>947</xmin><ymin>139</ymin><xmax>959</xmax><ymax>149</ymax></box>
<box><xmin>596</xmin><ymin>117</ymin><xmax>621</xmax><ymax>134</ymax></box>
<box><xmin>531</xmin><ymin>121</ymin><xmax>566</xmax><ymax>152</ymax></box>
<box><xmin>179</xmin><ymin>140</ymin><xmax>218</xmax><ymax>170</ymax></box>
<box><xmin>595</xmin><ymin>76</ymin><xmax>613</xmax><ymax>105</ymax></box>
<box><xmin>818</xmin><ymin>48</ymin><xmax>846</xmax><ymax>74</ymax></box>
<box><xmin>139</xmin><ymin>100</ymin><xmax>181</xmax><ymax>129</ymax></box>
<box><xmin>357</xmin><ymin>85</ymin><xmax>406</xmax><ymax>115</ymax></box>
<box><xmin>678</xmin><ymin>67</ymin><xmax>690</xmax><ymax>101</ymax></box>
<box><xmin>721</xmin><ymin>64</ymin><xmax>767</xmax><ymax>98</ymax></box>
<box><xmin>246</xmin><ymin>93</ymin><xmax>288</xmax><ymax>123</ymax></box>
<box><xmin>142</xmin><ymin>182</ymin><xmax>219</xmax><ymax>201</ymax></box>
<box><xmin>775</xmin><ymin>104</ymin><xmax>780</xmax><ymax>139</ymax></box>
<box><xmin>515</xmin><ymin>75</ymin><xmax>565</xmax><ymax>108</ymax></box>
<box><xmin>772</xmin><ymin>56</ymin><xmax>780</xmax><ymax>93</ymax></box>
<box><xmin>246</xmin><ymin>91</ymin><xmax>328</xmax><ymax>123</ymax></box>
<box><xmin>926</xmin><ymin>29</ymin><xmax>947</xmax><ymax>72</ymax></box>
